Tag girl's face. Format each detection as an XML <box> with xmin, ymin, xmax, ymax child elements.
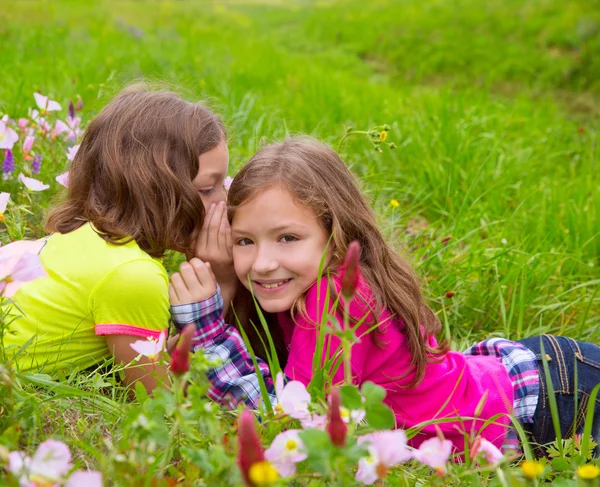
<box><xmin>232</xmin><ymin>185</ymin><xmax>331</xmax><ymax>313</ymax></box>
<box><xmin>193</xmin><ymin>139</ymin><xmax>229</xmax><ymax>209</ymax></box>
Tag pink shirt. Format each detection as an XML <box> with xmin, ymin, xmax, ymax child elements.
<box><xmin>278</xmin><ymin>274</ymin><xmax>513</xmax><ymax>451</ymax></box>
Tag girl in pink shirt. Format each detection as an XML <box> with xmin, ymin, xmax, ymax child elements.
<box><xmin>170</xmin><ymin>137</ymin><xmax>600</xmax><ymax>456</ymax></box>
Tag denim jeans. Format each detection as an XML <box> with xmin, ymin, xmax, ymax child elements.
<box><xmin>518</xmin><ymin>335</ymin><xmax>600</xmax><ymax>455</ymax></box>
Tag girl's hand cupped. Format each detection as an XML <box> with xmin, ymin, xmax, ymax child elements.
<box><xmin>169</xmin><ymin>258</ymin><xmax>217</xmax><ymax>305</ymax></box>
<box><xmin>193</xmin><ymin>201</ymin><xmax>234</xmax><ymax>280</ymax></box>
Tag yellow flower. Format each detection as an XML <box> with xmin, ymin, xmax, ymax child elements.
<box><xmin>248</xmin><ymin>460</ymin><xmax>279</xmax><ymax>486</ymax></box>
<box><xmin>578</xmin><ymin>464</ymin><xmax>600</xmax><ymax>480</ymax></box>
<box><xmin>390</xmin><ymin>199</ymin><xmax>400</xmax><ymax>208</ymax></box>
<box><xmin>521</xmin><ymin>460</ymin><xmax>544</xmax><ymax>479</ymax></box>
<box><xmin>379</xmin><ymin>130</ymin><xmax>388</xmax><ymax>142</ymax></box>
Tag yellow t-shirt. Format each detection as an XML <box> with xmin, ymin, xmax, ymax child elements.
<box><xmin>3</xmin><ymin>223</ymin><xmax>170</xmax><ymax>374</ymax></box>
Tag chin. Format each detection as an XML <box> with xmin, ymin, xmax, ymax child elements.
<box><xmin>257</xmin><ymin>298</ymin><xmax>293</xmax><ymax>314</ymax></box>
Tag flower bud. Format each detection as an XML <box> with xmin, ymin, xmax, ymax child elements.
<box><xmin>340</xmin><ymin>241</ymin><xmax>361</xmax><ymax>301</ymax></box>
<box><xmin>326</xmin><ymin>388</ymin><xmax>347</xmax><ymax>447</ymax></box>
<box><xmin>238</xmin><ymin>410</ymin><xmax>265</xmax><ymax>486</ymax></box>
<box><xmin>169</xmin><ymin>324</ymin><xmax>194</xmax><ymax>375</ymax></box>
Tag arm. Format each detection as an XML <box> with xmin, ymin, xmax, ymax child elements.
<box><xmin>170</xmin><ymin>259</ymin><xmax>277</xmax><ymax>408</ymax></box>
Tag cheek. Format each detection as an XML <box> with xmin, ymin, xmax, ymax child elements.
<box><xmin>232</xmin><ymin>249</ymin><xmax>251</xmax><ymax>284</ymax></box>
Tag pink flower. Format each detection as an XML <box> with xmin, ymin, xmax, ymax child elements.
<box><xmin>274</xmin><ymin>372</ymin><xmax>311</xmax><ymax>421</ymax></box>
<box><xmin>0</xmin><ymin>192</ymin><xmax>9</xmax><ymax>214</ymax></box>
<box><xmin>66</xmin><ymin>144</ymin><xmax>80</xmax><ymax>161</ymax></box>
<box><xmin>0</xmin><ymin>247</ymin><xmax>48</xmax><ymax>298</ymax></box>
<box><xmin>18</xmin><ymin>118</ymin><xmax>29</xmax><ymax>129</ymax></box>
<box><xmin>129</xmin><ymin>331</ymin><xmax>166</xmax><ymax>360</ymax></box>
<box><xmin>340</xmin><ymin>241</ymin><xmax>361</xmax><ymax>300</ymax></box>
<box><xmin>56</xmin><ymin>171</ymin><xmax>69</xmax><ymax>188</ymax></box>
<box><xmin>412</xmin><ymin>437</ymin><xmax>453</xmax><ymax>474</ymax></box>
<box><xmin>54</xmin><ymin>120</ymin><xmax>69</xmax><ymax>137</ymax></box>
<box><xmin>18</xmin><ymin>173</ymin><xmax>49</xmax><ymax>191</ymax></box>
<box><xmin>340</xmin><ymin>406</ymin><xmax>366</xmax><ymax>424</ymax></box>
<box><xmin>22</xmin><ymin>135</ymin><xmax>34</xmax><ymax>153</ymax></box>
<box><xmin>7</xmin><ymin>439</ymin><xmax>72</xmax><ymax>486</ymax></box>
<box><xmin>264</xmin><ymin>430</ymin><xmax>307</xmax><ymax>477</ymax></box>
<box><xmin>34</xmin><ymin>93</ymin><xmax>62</xmax><ymax>112</ymax></box>
<box><xmin>470</xmin><ymin>437</ymin><xmax>504</xmax><ymax>466</ymax></box>
<box><xmin>300</xmin><ymin>413</ymin><xmax>327</xmax><ymax>430</ymax></box>
<box><xmin>65</xmin><ymin>470</ymin><xmax>103</xmax><ymax>487</ymax></box>
<box><xmin>356</xmin><ymin>430</ymin><xmax>412</xmax><ymax>485</ymax></box>
<box><xmin>327</xmin><ymin>388</ymin><xmax>347</xmax><ymax>447</ymax></box>
<box><xmin>0</xmin><ymin>121</ymin><xmax>18</xmax><ymax>150</ymax></box>
<box><xmin>223</xmin><ymin>176</ymin><xmax>233</xmax><ymax>191</ymax></box>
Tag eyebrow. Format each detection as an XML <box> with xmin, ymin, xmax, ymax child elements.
<box><xmin>232</xmin><ymin>222</ymin><xmax>310</xmax><ymax>235</ymax></box>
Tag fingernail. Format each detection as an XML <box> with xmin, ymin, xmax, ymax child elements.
<box><xmin>210</xmin><ymin>203</ymin><xmax>215</xmax><ymax>210</ymax></box>
<box><xmin>219</xmin><ymin>201</ymin><xmax>225</xmax><ymax>208</ymax></box>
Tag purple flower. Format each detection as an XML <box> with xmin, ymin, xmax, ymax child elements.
<box><xmin>3</xmin><ymin>149</ymin><xmax>14</xmax><ymax>174</ymax></box>
<box><xmin>69</xmin><ymin>100</ymin><xmax>75</xmax><ymax>120</ymax></box>
<box><xmin>32</xmin><ymin>154</ymin><xmax>42</xmax><ymax>174</ymax></box>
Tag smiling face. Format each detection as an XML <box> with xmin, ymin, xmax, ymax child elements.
<box><xmin>192</xmin><ymin>138</ymin><xmax>229</xmax><ymax>209</ymax></box>
<box><xmin>231</xmin><ymin>185</ymin><xmax>331</xmax><ymax>313</ymax></box>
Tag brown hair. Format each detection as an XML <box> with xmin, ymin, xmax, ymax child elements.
<box><xmin>227</xmin><ymin>137</ymin><xmax>447</xmax><ymax>387</ymax></box>
<box><xmin>46</xmin><ymin>84</ymin><xmax>225</xmax><ymax>257</ymax></box>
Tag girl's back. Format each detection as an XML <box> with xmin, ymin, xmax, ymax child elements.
<box><xmin>4</xmin><ymin>223</ymin><xmax>169</xmax><ymax>372</ymax></box>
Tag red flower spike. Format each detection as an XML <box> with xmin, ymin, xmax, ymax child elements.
<box><xmin>237</xmin><ymin>409</ymin><xmax>265</xmax><ymax>486</ymax></box>
<box><xmin>327</xmin><ymin>388</ymin><xmax>347</xmax><ymax>447</ymax></box>
<box><xmin>169</xmin><ymin>324</ymin><xmax>194</xmax><ymax>375</ymax></box>
<box><xmin>340</xmin><ymin>241</ymin><xmax>361</xmax><ymax>300</ymax></box>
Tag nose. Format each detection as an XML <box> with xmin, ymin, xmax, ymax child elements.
<box><xmin>252</xmin><ymin>245</ymin><xmax>279</xmax><ymax>275</ymax></box>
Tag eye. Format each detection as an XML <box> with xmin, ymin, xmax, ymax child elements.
<box><xmin>279</xmin><ymin>234</ymin><xmax>298</xmax><ymax>243</ymax></box>
<box><xmin>199</xmin><ymin>188</ymin><xmax>214</xmax><ymax>196</ymax></box>
<box><xmin>236</xmin><ymin>238</ymin><xmax>254</xmax><ymax>246</ymax></box>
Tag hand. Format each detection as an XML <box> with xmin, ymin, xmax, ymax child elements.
<box><xmin>193</xmin><ymin>201</ymin><xmax>233</xmax><ymax>283</ymax></box>
<box><xmin>169</xmin><ymin>258</ymin><xmax>217</xmax><ymax>305</ymax></box>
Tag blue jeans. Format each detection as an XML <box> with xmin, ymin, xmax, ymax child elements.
<box><xmin>518</xmin><ymin>335</ymin><xmax>600</xmax><ymax>455</ymax></box>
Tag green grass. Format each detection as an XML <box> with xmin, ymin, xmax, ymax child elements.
<box><xmin>0</xmin><ymin>0</ymin><xmax>599</xmax><ymax>485</ymax></box>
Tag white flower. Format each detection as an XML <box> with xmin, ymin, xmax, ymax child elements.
<box><xmin>274</xmin><ymin>372</ymin><xmax>311</xmax><ymax>421</ymax></box>
<box><xmin>0</xmin><ymin>192</ymin><xmax>10</xmax><ymax>214</ymax></box>
<box><xmin>264</xmin><ymin>430</ymin><xmax>307</xmax><ymax>477</ymax></box>
<box><xmin>34</xmin><ymin>93</ymin><xmax>62</xmax><ymax>112</ymax></box>
<box><xmin>7</xmin><ymin>439</ymin><xmax>72</xmax><ymax>487</ymax></box>
<box><xmin>66</xmin><ymin>144</ymin><xmax>80</xmax><ymax>161</ymax></box>
<box><xmin>130</xmin><ymin>332</ymin><xmax>167</xmax><ymax>360</ymax></box>
<box><xmin>355</xmin><ymin>430</ymin><xmax>412</xmax><ymax>485</ymax></box>
<box><xmin>56</xmin><ymin>171</ymin><xmax>69</xmax><ymax>188</ymax></box>
<box><xmin>18</xmin><ymin>173</ymin><xmax>50</xmax><ymax>191</ymax></box>
<box><xmin>412</xmin><ymin>437</ymin><xmax>453</xmax><ymax>474</ymax></box>
<box><xmin>0</xmin><ymin>121</ymin><xmax>19</xmax><ymax>150</ymax></box>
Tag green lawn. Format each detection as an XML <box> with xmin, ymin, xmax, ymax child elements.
<box><xmin>0</xmin><ymin>0</ymin><xmax>599</xmax><ymax>485</ymax></box>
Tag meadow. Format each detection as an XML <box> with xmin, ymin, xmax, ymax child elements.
<box><xmin>0</xmin><ymin>0</ymin><xmax>599</xmax><ymax>485</ymax></box>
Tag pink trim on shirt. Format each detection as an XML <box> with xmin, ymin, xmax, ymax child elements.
<box><xmin>95</xmin><ymin>324</ymin><xmax>166</xmax><ymax>339</ymax></box>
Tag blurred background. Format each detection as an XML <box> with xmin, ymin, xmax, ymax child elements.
<box><xmin>1</xmin><ymin>0</ymin><xmax>598</xmax><ymax>344</ymax></box>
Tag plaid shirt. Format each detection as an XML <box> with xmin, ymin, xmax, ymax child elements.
<box><xmin>464</xmin><ymin>338</ymin><xmax>540</xmax><ymax>450</ymax></box>
<box><xmin>170</xmin><ymin>286</ymin><xmax>277</xmax><ymax>409</ymax></box>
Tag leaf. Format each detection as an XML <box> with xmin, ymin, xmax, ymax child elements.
<box><xmin>298</xmin><ymin>429</ymin><xmax>333</xmax><ymax>475</ymax></box>
<box><xmin>339</xmin><ymin>385</ymin><xmax>363</xmax><ymax>410</ymax></box>
<box><xmin>365</xmin><ymin>403</ymin><xmax>395</xmax><ymax>430</ymax></box>
<box><xmin>135</xmin><ymin>381</ymin><xmax>148</xmax><ymax>403</ymax></box>
<box><xmin>361</xmin><ymin>381</ymin><xmax>386</xmax><ymax>405</ymax></box>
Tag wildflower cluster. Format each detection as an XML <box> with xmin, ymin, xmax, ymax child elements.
<box><xmin>1</xmin><ymin>92</ymin><xmax>82</xmax><ymax>193</ymax></box>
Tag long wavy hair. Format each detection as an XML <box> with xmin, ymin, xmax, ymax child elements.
<box><xmin>227</xmin><ymin>137</ymin><xmax>448</xmax><ymax>387</ymax></box>
<box><xmin>46</xmin><ymin>83</ymin><xmax>225</xmax><ymax>257</ymax></box>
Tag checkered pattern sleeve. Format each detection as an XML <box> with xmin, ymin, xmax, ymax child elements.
<box><xmin>464</xmin><ymin>337</ymin><xmax>540</xmax><ymax>452</ymax></box>
<box><xmin>170</xmin><ymin>286</ymin><xmax>277</xmax><ymax>409</ymax></box>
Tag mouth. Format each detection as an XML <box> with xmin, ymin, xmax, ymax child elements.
<box><xmin>253</xmin><ymin>279</ymin><xmax>292</xmax><ymax>291</ymax></box>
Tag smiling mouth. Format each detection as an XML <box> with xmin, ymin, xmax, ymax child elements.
<box><xmin>255</xmin><ymin>279</ymin><xmax>291</xmax><ymax>289</ymax></box>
